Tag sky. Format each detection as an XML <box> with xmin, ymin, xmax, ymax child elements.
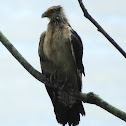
<box><xmin>0</xmin><ymin>0</ymin><xmax>126</xmax><ymax>126</ymax></box>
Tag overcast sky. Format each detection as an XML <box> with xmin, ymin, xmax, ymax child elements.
<box><xmin>0</xmin><ymin>0</ymin><xmax>126</xmax><ymax>126</ymax></box>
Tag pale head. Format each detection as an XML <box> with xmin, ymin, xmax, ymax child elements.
<box><xmin>41</xmin><ymin>5</ymin><xmax>66</xmax><ymax>21</ymax></box>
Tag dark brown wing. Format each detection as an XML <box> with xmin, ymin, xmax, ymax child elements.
<box><xmin>71</xmin><ymin>29</ymin><xmax>85</xmax><ymax>76</ymax></box>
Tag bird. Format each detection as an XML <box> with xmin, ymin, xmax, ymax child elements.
<box><xmin>38</xmin><ymin>5</ymin><xmax>85</xmax><ymax>126</ymax></box>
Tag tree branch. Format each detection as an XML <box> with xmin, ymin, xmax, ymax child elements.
<box><xmin>76</xmin><ymin>92</ymin><xmax>126</xmax><ymax>122</ymax></box>
<box><xmin>0</xmin><ymin>31</ymin><xmax>49</xmax><ymax>86</ymax></box>
<box><xmin>0</xmin><ymin>31</ymin><xmax>126</xmax><ymax>122</ymax></box>
<box><xmin>78</xmin><ymin>0</ymin><xmax>126</xmax><ymax>58</ymax></box>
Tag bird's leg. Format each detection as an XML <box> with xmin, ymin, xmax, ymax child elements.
<box><xmin>60</xmin><ymin>72</ymin><xmax>70</xmax><ymax>91</ymax></box>
<box><xmin>50</xmin><ymin>68</ymin><xmax>58</xmax><ymax>84</ymax></box>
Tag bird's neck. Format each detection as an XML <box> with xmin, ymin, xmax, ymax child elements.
<box><xmin>49</xmin><ymin>15</ymin><xmax>68</xmax><ymax>26</ymax></box>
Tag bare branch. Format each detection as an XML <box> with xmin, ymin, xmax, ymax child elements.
<box><xmin>78</xmin><ymin>0</ymin><xmax>126</xmax><ymax>58</ymax></box>
<box><xmin>0</xmin><ymin>31</ymin><xmax>126</xmax><ymax>122</ymax></box>
<box><xmin>76</xmin><ymin>92</ymin><xmax>126</xmax><ymax>122</ymax></box>
<box><xmin>0</xmin><ymin>31</ymin><xmax>48</xmax><ymax>85</ymax></box>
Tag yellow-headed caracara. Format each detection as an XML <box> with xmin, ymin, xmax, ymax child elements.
<box><xmin>38</xmin><ymin>5</ymin><xmax>85</xmax><ymax>126</ymax></box>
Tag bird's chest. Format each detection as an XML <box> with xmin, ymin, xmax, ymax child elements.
<box><xmin>43</xmin><ymin>27</ymin><xmax>70</xmax><ymax>66</ymax></box>
<box><xmin>43</xmin><ymin>32</ymin><xmax>62</xmax><ymax>60</ymax></box>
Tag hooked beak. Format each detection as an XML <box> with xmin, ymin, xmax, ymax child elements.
<box><xmin>41</xmin><ymin>12</ymin><xmax>47</xmax><ymax>18</ymax></box>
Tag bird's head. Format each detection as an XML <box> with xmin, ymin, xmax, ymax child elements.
<box><xmin>42</xmin><ymin>5</ymin><xmax>65</xmax><ymax>20</ymax></box>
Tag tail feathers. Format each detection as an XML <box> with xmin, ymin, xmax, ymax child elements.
<box><xmin>54</xmin><ymin>100</ymin><xmax>85</xmax><ymax>126</ymax></box>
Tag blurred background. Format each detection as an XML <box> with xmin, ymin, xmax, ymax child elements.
<box><xmin>0</xmin><ymin>0</ymin><xmax>126</xmax><ymax>126</ymax></box>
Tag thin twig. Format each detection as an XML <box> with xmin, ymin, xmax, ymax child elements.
<box><xmin>78</xmin><ymin>0</ymin><xmax>126</xmax><ymax>58</ymax></box>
